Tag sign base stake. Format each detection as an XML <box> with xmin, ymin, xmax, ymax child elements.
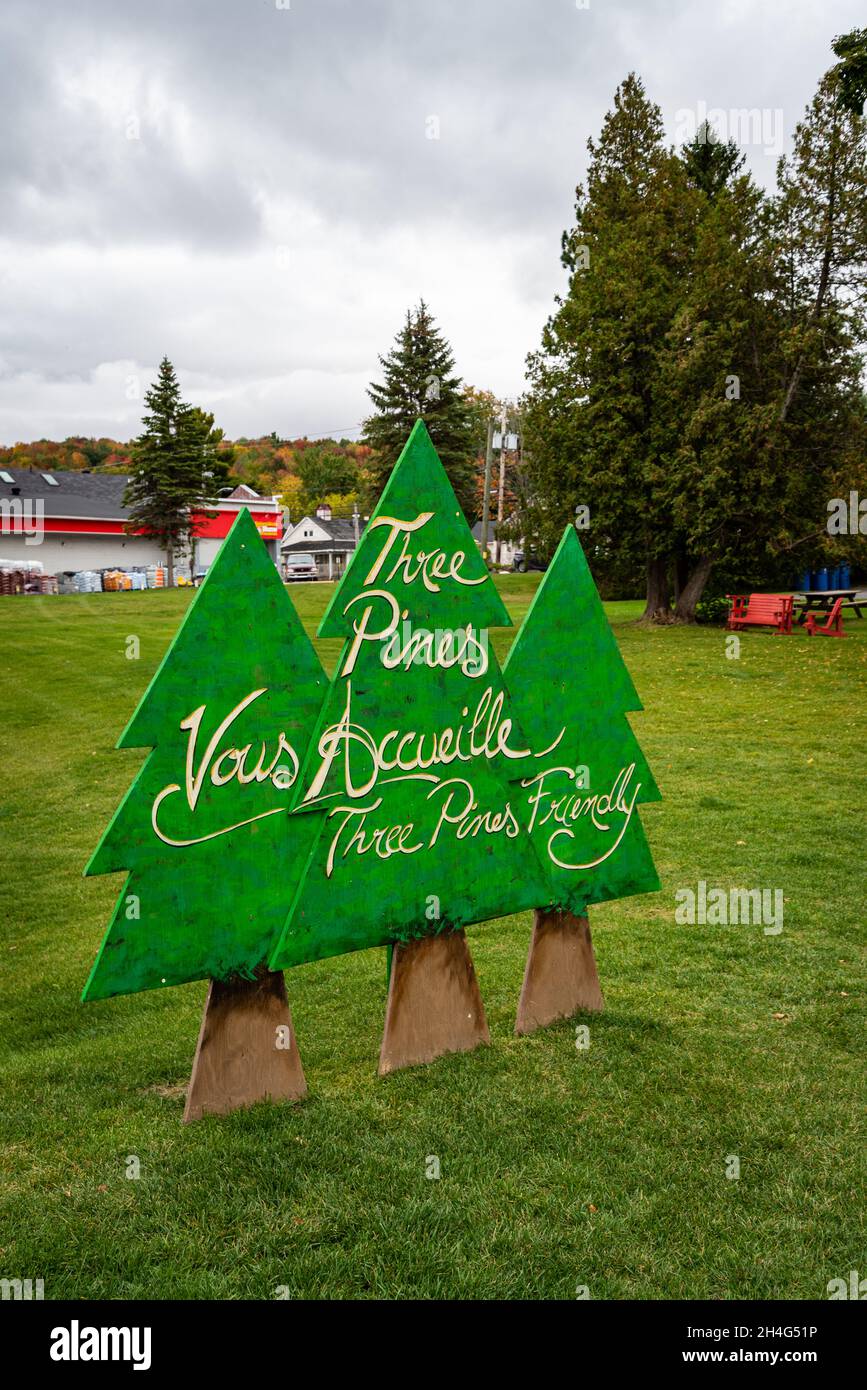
<box><xmin>184</xmin><ymin>966</ymin><xmax>307</xmax><ymax>1122</ymax></box>
<box><xmin>378</xmin><ymin>930</ymin><xmax>490</xmax><ymax>1075</ymax></box>
<box><xmin>515</xmin><ymin>908</ymin><xmax>604</xmax><ymax>1035</ymax></box>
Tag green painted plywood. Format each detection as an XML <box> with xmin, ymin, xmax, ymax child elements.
<box><xmin>503</xmin><ymin>525</ymin><xmax>661</xmax><ymax>917</ymax></box>
<box><xmin>82</xmin><ymin>508</ymin><xmax>328</xmax><ymax>1000</ymax></box>
<box><xmin>270</xmin><ymin>421</ymin><xmax>550</xmax><ymax>968</ymax></box>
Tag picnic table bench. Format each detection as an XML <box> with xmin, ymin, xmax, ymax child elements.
<box><xmin>793</xmin><ymin>588</ymin><xmax>864</xmax><ymax>624</ymax></box>
<box><xmin>727</xmin><ymin>593</ymin><xmax>794</xmax><ymax>634</ymax></box>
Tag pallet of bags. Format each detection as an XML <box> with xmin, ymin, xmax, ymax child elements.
<box><xmin>74</xmin><ymin>570</ymin><xmax>102</xmax><ymax>593</ymax></box>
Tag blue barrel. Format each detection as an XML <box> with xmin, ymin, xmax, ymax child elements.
<box><xmin>840</xmin><ymin>564</ymin><xmax>851</xmax><ymax>588</ymax></box>
<box><xmin>799</xmin><ymin>569</ymin><xmax>811</xmax><ymax>591</ymax></box>
<box><xmin>816</xmin><ymin>567</ymin><xmax>829</xmax><ymax>591</ymax></box>
<box><xmin>830</xmin><ymin>566</ymin><xmax>841</xmax><ymax>589</ymax></box>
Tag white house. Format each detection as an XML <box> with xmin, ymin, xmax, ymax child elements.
<box><xmin>281</xmin><ymin>504</ymin><xmax>362</xmax><ymax>580</ymax></box>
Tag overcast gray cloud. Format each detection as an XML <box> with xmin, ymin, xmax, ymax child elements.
<box><xmin>0</xmin><ymin>0</ymin><xmax>862</xmax><ymax>443</ymax></box>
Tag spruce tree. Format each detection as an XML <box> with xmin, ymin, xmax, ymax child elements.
<box><xmin>363</xmin><ymin>301</ymin><xmax>477</xmax><ymax>519</ymax></box>
<box><xmin>681</xmin><ymin>120</ymin><xmax>745</xmax><ymax>200</ymax></box>
<box><xmin>124</xmin><ymin>358</ymin><xmax>219</xmax><ymax>585</ymax></box>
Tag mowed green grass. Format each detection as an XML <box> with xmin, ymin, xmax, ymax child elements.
<box><xmin>0</xmin><ymin>577</ymin><xmax>864</xmax><ymax>1301</ymax></box>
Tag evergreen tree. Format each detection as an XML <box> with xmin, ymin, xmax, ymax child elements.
<box><xmin>362</xmin><ymin>302</ymin><xmax>477</xmax><ymax>519</ymax></box>
<box><xmin>655</xmin><ymin>166</ymin><xmax>780</xmax><ymax>618</ymax></box>
<box><xmin>681</xmin><ymin>120</ymin><xmax>745</xmax><ymax>199</ymax></box>
<box><xmin>83</xmin><ymin>508</ymin><xmax>327</xmax><ymax>1000</ymax></box>
<box><xmin>124</xmin><ymin>358</ymin><xmax>221</xmax><ymax>585</ymax></box>
<box><xmin>522</xmin><ymin>74</ymin><xmax>697</xmax><ymax>621</ymax></box>
<box><xmin>522</xmin><ymin>64</ymin><xmax>867</xmax><ymax>617</ymax></box>
<box><xmin>832</xmin><ymin>27</ymin><xmax>867</xmax><ymax>115</ymax></box>
<box><xmin>775</xmin><ymin>71</ymin><xmax>867</xmax><ymax>426</ymax></box>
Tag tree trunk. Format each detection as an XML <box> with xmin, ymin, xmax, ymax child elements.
<box><xmin>166</xmin><ymin>542</ymin><xmax>175</xmax><ymax>588</ymax></box>
<box><xmin>673</xmin><ymin>544</ymin><xmax>689</xmax><ymax>606</ymax></box>
<box><xmin>640</xmin><ymin>555</ymin><xmax>672</xmax><ymax>623</ymax></box>
<box><xmin>673</xmin><ymin>554</ymin><xmax>713</xmax><ymax>623</ymax></box>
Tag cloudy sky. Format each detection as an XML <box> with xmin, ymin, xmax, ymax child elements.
<box><xmin>0</xmin><ymin>0</ymin><xmax>862</xmax><ymax>444</ymax></box>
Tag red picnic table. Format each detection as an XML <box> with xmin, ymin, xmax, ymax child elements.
<box><xmin>792</xmin><ymin>589</ymin><xmax>864</xmax><ymax>625</ymax></box>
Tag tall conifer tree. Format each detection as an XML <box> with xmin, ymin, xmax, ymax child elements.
<box><xmin>363</xmin><ymin>302</ymin><xmax>477</xmax><ymax>519</ymax></box>
<box><xmin>124</xmin><ymin>357</ymin><xmax>220</xmax><ymax>585</ymax></box>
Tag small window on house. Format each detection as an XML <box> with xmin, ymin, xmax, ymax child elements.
<box><xmin>42</xmin><ymin>473</ymin><xmax>59</xmax><ymax>485</ymax></box>
<box><xmin>0</xmin><ymin>471</ymin><xmax>13</xmax><ymax>484</ymax></box>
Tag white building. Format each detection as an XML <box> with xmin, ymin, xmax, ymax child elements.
<box><xmin>281</xmin><ymin>504</ymin><xmax>361</xmax><ymax>580</ymax></box>
<box><xmin>0</xmin><ymin>469</ymin><xmax>282</xmax><ymax>576</ymax></box>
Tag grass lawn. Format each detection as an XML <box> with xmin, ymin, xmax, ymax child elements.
<box><xmin>0</xmin><ymin>577</ymin><xmax>864</xmax><ymax>1300</ymax></box>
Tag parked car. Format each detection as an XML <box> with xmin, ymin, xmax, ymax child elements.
<box><xmin>284</xmin><ymin>553</ymin><xmax>318</xmax><ymax>582</ymax></box>
<box><xmin>512</xmin><ymin>549</ymin><xmax>547</xmax><ymax>573</ymax></box>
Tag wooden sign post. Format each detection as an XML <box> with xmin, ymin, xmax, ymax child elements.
<box><xmin>82</xmin><ymin>508</ymin><xmax>327</xmax><ymax>1119</ymax></box>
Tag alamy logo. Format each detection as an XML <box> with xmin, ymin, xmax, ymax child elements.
<box><xmin>675</xmin><ymin>881</ymin><xmax>783</xmax><ymax>935</ymax></box>
<box><xmin>50</xmin><ymin>1320</ymin><xmax>152</xmax><ymax>1371</ymax></box>
<box><xmin>380</xmin><ymin>619</ymin><xmax>489</xmax><ymax>678</ymax></box>
<box><xmin>1</xmin><ymin>1277</ymin><xmax>43</xmax><ymax>1300</ymax></box>
<box><xmin>827</xmin><ymin>1270</ymin><xmax>867</xmax><ymax>1299</ymax></box>
<box><xmin>673</xmin><ymin>100</ymin><xmax>784</xmax><ymax>156</ymax></box>
<box><xmin>827</xmin><ymin>492</ymin><xmax>867</xmax><ymax>535</ymax></box>
<box><xmin>0</xmin><ymin>497</ymin><xmax>45</xmax><ymax>545</ymax></box>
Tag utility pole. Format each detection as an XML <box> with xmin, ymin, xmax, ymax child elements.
<box><xmin>495</xmin><ymin>405</ymin><xmax>507</xmax><ymax>567</ymax></box>
<box><xmin>480</xmin><ymin>418</ymin><xmax>494</xmax><ymax>562</ymax></box>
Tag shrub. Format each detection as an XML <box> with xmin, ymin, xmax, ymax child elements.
<box><xmin>695</xmin><ymin>595</ymin><xmax>731</xmax><ymax>625</ymax></box>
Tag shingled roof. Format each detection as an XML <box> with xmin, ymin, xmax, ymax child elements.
<box><xmin>0</xmin><ymin>467</ymin><xmax>271</xmax><ymax>520</ymax></box>
<box><xmin>282</xmin><ymin>514</ymin><xmax>360</xmax><ymax>550</ymax></box>
<box><xmin>316</xmin><ymin>516</ymin><xmax>357</xmax><ymax>541</ymax></box>
<box><xmin>0</xmin><ymin>467</ymin><xmax>132</xmax><ymax>519</ymax></box>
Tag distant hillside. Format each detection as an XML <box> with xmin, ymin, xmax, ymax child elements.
<box><xmin>0</xmin><ymin>434</ymin><xmax>376</xmax><ymax>520</ymax></box>
<box><xmin>0</xmin><ymin>438</ymin><xmax>133</xmax><ymax>474</ymax></box>
<box><xmin>1</xmin><ymin>429</ymin><xmax>493</xmax><ymax>522</ymax></box>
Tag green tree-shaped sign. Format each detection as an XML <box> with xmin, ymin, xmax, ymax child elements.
<box><xmin>270</xmin><ymin>420</ymin><xmax>549</xmax><ymax>969</ymax></box>
<box><xmin>503</xmin><ymin>525</ymin><xmax>660</xmax><ymax>913</ymax></box>
<box><xmin>83</xmin><ymin>508</ymin><xmax>327</xmax><ymax>1000</ymax></box>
